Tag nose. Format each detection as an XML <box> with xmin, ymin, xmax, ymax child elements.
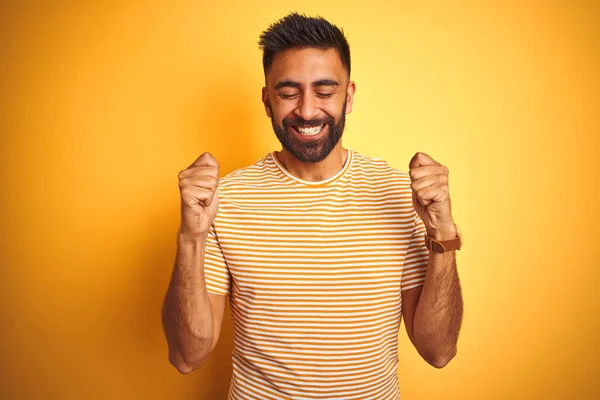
<box><xmin>295</xmin><ymin>93</ymin><xmax>319</xmax><ymax>121</ymax></box>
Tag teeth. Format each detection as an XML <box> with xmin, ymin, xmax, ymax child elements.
<box><xmin>296</xmin><ymin>125</ymin><xmax>323</xmax><ymax>136</ymax></box>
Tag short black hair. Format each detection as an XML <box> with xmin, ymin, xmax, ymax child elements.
<box><xmin>258</xmin><ymin>12</ymin><xmax>351</xmax><ymax>77</ymax></box>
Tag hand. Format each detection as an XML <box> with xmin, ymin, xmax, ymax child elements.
<box><xmin>178</xmin><ymin>152</ymin><xmax>220</xmax><ymax>238</ymax></box>
<box><xmin>409</xmin><ymin>152</ymin><xmax>455</xmax><ymax>240</ymax></box>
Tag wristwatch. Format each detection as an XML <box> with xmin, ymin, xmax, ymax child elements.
<box><xmin>424</xmin><ymin>224</ymin><xmax>463</xmax><ymax>253</ymax></box>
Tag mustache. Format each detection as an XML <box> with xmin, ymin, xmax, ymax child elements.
<box><xmin>282</xmin><ymin>115</ymin><xmax>334</xmax><ymax>129</ymax></box>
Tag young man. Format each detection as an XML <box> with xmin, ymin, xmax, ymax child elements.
<box><xmin>162</xmin><ymin>12</ymin><xmax>463</xmax><ymax>400</ymax></box>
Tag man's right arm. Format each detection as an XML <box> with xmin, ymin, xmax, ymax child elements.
<box><xmin>161</xmin><ymin>232</ymin><xmax>227</xmax><ymax>374</ymax></box>
<box><xmin>161</xmin><ymin>152</ymin><xmax>226</xmax><ymax>374</ymax></box>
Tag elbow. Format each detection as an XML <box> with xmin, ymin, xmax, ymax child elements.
<box><xmin>168</xmin><ymin>349</ymin><xmax>210</xmax><ymax>375</ymax></box>
<box><xmin>429</xmin><ymin>356</ymin><xmax>451</xmax><ymax>369</ymax></box>
<box><xmin>427</xmin><ymin>348</ymin><xmax>457</xmax><ymax>369</ymax></box>
<box><xmin>162</xmin><ymin>322</ymin><xmax>216</xmax><ymax>374</ymax></box>
<box><xmin>171</xmin><ymin>359</ymin><xmax>195</xmax><ymax>375</ymax></box>
<box><xmin>413</xmin><ymin>331</ymin><xmax>458</xmax><ymax>369</ymax></box>
<box><xmin>169</xmin><ymin>351</ymin><xmax>194</xmax><ymax>374</ymax></box>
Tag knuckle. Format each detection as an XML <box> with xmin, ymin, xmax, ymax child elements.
<box><xmin>203</xmin><ymin>151</ymin><xmax>218</xmax><ymax>161</ymax></box>
<box><xmin>200</xmin><ymin>152</ymin><xmax>220</xmax><ymax>168</ymax></box>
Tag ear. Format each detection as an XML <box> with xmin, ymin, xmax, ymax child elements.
<box><xmin>262</xmin><ymin>87</ymin><xmax>272</xmax><ymax>118</ymax></box>
<box><xmin>344</xmin><ymin>81</ymin><xmax>356</xmax><ymax>115</ymax></box>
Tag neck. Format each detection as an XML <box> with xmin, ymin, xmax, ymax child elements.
<box><xmin>277</xmin><ymin>143</ymin><xmax>348</xmax><ymax>182</ymax></box>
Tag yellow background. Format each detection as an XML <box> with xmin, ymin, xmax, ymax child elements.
<box><xmin>1</xmin><ymin>1</ymin><xmax>598</xmax><ymax>399</ymax></box>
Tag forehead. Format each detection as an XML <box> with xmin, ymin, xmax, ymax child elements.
<box><xmin>267</xmin><ymin>47</ymin><xmax>346</xmax><ymax>86</ymax></box>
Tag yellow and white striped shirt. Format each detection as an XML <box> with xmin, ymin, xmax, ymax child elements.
<box><xmin>204</xmin><ymin>149</ymin><xmax>429</xmax><ymax>400</ymax></box>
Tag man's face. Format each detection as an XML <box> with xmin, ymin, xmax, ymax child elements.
<box><xmin>262</xmin><ymin>47</ymin><xmax>355</xmax><ymax>163</ymax></box>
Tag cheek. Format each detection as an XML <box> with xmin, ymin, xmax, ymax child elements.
<box><xmin>324</xmin><ymin>107</ymin><xmax>342</xmax><ymax>122</ymax></box>
<box><xmin>279</xmin><ymin>110</ymin><xmax>299</xmax><ymax>126</ymax></box>
<box><xmin>324</xmin><ymin>99</ymin><xmax>345</xmax><ymax>118</ymax></box>
<box><xmin>271</xmin><ymin>101</ymin><xmax>294</xmax><ymax>121</ymax></box>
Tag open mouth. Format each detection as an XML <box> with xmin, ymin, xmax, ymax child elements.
<box><xmin>290</xmin><ymin>124</ymin><xmax>327</xmax><ymax>140</ymax></box>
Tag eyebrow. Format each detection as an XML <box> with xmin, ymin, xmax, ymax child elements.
<box><xmin>274</xmin><ymin>79</ymin><xmax>340</xmax><ymax>90</ymax></box>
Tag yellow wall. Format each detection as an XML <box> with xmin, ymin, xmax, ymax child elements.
<box><xmin>1</xmin><ymin>1</ymin><xmax>598</xmax><ymax>399</ymax></box>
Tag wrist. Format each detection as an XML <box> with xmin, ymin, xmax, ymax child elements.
<box><xmin>427</xmin><ymin>223</ymin><xmax>457</xmax><ymax>241</ymax></box>
<box><xmin>178</xmin><ymin>229</ymin><xmax>209</xmax><ymax>244</ymax></box>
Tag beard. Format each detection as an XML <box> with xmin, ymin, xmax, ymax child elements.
<box><xmin>269</xmin><ymin>96</ymin><xmax>347</xmax><ymax>163</ymax></box>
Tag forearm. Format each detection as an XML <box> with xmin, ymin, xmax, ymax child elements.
<box><xmin>413</xmin><ymin>250</ymin><xmax>463</xmax><ymax>367</ymax></box>
<box><xmin>161</xmin><ymin>232</ymin><xmax>215</xmax><ymax>373</ymax></box>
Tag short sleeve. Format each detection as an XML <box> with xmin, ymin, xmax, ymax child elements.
<box><xmin>401</xmin><ymin>212</ymin><xmax>430</xmax><ymax>292</ymax></box>
<box><xmin>203</xmin><ymin>223</ymin><xmax>231</xmax><ymax>295</ymax></box>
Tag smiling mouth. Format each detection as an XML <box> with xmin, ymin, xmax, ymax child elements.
<box><xmin>292</xmin><ymin>124</ymin><xmax>325</xmax><ymax>137</ymax></box>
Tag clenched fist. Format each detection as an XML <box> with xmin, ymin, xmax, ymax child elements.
<box><xmin>408</xmin><ymin>152</ymin><xmax>455</xmax><ymax>240</ymax></box>
<box><xmin>178</xmin><ymin>152</ymin><xmax>220</xmax><ymax>238</ymax></box>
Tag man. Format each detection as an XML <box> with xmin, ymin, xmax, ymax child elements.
<box><xmin>162</xmin><ymin>12</ymin><xmax>463</xmax><ymax>400</ymax></box>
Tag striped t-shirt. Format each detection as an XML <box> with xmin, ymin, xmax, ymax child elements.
<box><xmin>204</xmin><ymin>149</ymin><xmax>429</xmax><ymax>400</ymax></box>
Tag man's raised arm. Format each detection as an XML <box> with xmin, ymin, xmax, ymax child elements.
<box><xmin>161</xmin><ymin>153</ymin><xmax>227</xmax><ymax>374</ymax></box>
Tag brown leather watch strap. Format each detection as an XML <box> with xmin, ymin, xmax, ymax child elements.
<box><xmin>424</xmin><ymin>225</ymin><xmax>463</xmax><ymax>253</ymax></box>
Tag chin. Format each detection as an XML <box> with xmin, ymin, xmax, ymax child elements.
<box><xmin>288</xmin><ymin>142</ymin><xmax>334</xmax><ymax>163</ymax></box>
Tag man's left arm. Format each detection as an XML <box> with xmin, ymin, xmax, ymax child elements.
<box><xmin>403</xmin><ymin>152</ymin><xmax>464</xmax><ymax>368</ymax></box>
